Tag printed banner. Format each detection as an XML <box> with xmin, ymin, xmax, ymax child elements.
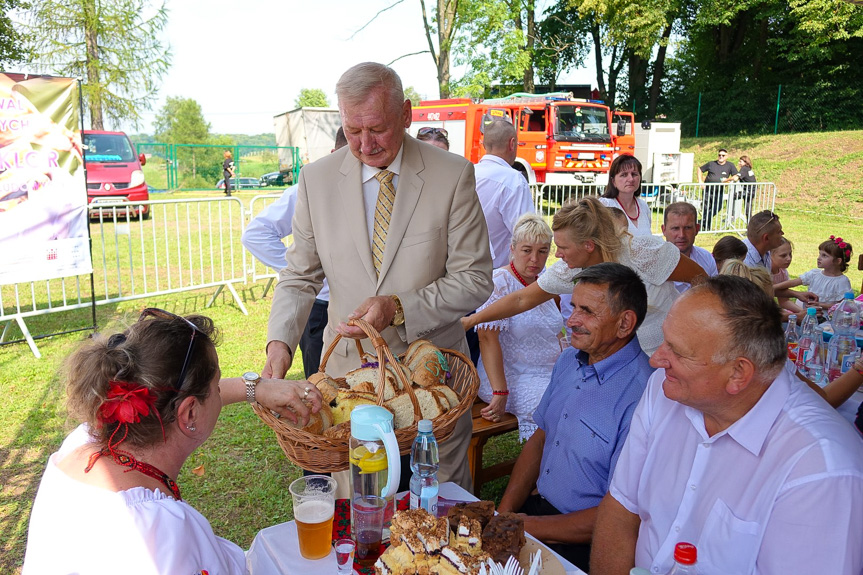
<box><xmin>0</xmin><ymin>73</ymin><xmax>92</xmax><ymax>284</ymax></box>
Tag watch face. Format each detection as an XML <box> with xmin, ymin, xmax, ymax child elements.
<box><xmin>243</xmin><ymin>371</ymin><xmax>260</xmax><ymax>382</ymax></box>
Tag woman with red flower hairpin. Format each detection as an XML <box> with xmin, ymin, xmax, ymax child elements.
<box><xmin>774</xmin><ymin>235</ymin><xmax>854</xmax><ymax>310</ymax></box>
<box><xmin>23</xmin><ymin>309</ymin><xmax>322</xmax><ymax>574</ymax></box>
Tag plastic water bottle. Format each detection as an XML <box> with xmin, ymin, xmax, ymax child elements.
<box><xmin>795</xmin><ymin>307</ymin><xmax>820</xmax><ymax>375</ymax></box>
<box><xmin>807</xmin><ymin>336</ymin><xmax>827</xmax><ymax>387</ymax></box>
<box><xmin>409</xmin><ymin>419</ymin><xmax>439</xmax><ymax>515</ymax></box>
<box><xmin>785</xmin><ymin>314</ymin><xmax>799</xmax><ymax>362</ymax></box>
<box><xmin>828</xmin><ymin>292</ymin><xmax>860</xmax><ymax>381</ymax></box>
<box><xmin>665</xmin><ymin>542</ymin><xmax>698</xmax><ymax>574</ymax></box>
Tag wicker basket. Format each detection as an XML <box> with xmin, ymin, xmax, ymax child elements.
<box><xmin>253</xmin><ymin>318</ymin><xmax>479</xmax><ymax>472</ymax></box>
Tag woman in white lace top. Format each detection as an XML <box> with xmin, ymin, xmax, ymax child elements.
<box><xmin>464</xmin><ymin>197</ymin><xmax>708</xmax><ymax>355</ymax></box>
<box><xmin>476</xmin><ymin>214</ymin><xmax>563</xmax><ymax>440</ymax></box>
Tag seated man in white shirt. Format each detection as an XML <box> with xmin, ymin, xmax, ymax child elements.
<box><xmin>661</xmin><ymin>202</ymin><xmax>717</xmax><ymax>293</ymax></box>
<box><xmin>591</xmin><ymin>275</ymin><xmax>863</xmax><ymax>575</ymax></box>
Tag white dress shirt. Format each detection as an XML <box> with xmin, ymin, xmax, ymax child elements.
<box><xmin>474</xmin><ymin>154</ymin><xmax>534</xmax><ymax>268</ymax></box>
<box><xmin>674</xmin><ymin>245</ymin><xmax>718</xmax><ymax>293</ymax></box>
<box><xmin>609</xmin><ymin>368</ymin><xmax>863</xmax><ymax>575</ymax></box>
<box><xmin>361</xmin><ymin>146</ymin><xmax>404</xmax><ymax>245</ymax></box>
<box><xmin>241</xmin><ymin>185</ymin><xmax>329</xmax><ymax>301</ymax></box>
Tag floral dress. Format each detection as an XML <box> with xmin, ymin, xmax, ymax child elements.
<box><xmin>476</xmin><ymin>269</ymin><xmax>563</xmax><ymax>441</ymax></box>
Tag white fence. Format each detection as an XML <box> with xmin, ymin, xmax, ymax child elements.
<box><xmin>2</xmin><ymin>197</ymin><xmax>248</xmax><ymax>357</ymax></box>
<box><xmin>2</xmin><ymin>183</ymin><xmax>778</xmax><ymax>357</ymax></box>
<box><xmin>531</xmin><ymin>181</ymin><xmax>777</xmax><ymax>236</ymax></box>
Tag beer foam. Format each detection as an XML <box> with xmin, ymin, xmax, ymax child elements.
<box><xmin>294</xmin><ymin>499</ymin><xmax>334</xmax><ymax>523</ymax></box>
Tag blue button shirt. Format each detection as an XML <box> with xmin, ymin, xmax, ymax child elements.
<box><xmin>533</xmin><ymin>336</ymin><xmax>654</xmax><ymax>514</ymax></box>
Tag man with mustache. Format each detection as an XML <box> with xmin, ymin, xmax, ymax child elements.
<box><xmin>495</xmin><ymin>263</ymin><xmax>654</xmax><ymax>572</ymax></box>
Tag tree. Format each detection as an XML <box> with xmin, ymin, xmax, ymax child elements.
<box><xmin>0</xmin><ymin>0</ymin><xmax>30</xmax><ymax>66</ymax></box>
<box><xmin>404</xmin><ymin>85</ymin><xmax>423</xmax><ymax>105</ymax></box>
<box><xmin>294</xmin><ymin>88</ymin><xmax>329</xmax><ymax>108</ymax></box>
<box><xmin>154</xmin><ymin>97</ymin><xmax>211</xmax><ymax>144</ymax></box>
<box><xmin>24</xmin><ymin>0</ymin><xmax>171</xmax><ymax>130</ymax></box>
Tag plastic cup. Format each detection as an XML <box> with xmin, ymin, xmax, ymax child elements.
<box><xmin>290</xmin><ymin>475</ymin><xmax>336</xmax><ymax>560</ymax></box>
<box><xmin>334</xmin><ymin>538</ymin><xmax>356</xmax><ymax>574</ymax></box>
<box><xmin>351</xmin><ymin>495</ymin><xmax>386</xmax><ymax>567</ymax></box>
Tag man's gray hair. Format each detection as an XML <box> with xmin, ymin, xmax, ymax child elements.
<box><xmin>336</xmin><ymin>62</ymin><xmax>404</xmax><ymax>109</ymax></box>
<box><xmin>692</xmin><ymin>275</ymin><xmax>785</xmax><ymax>380</ymax></box>
<box><xmin>483</xmin><ymin>120</ymin><xmax>516</xmax><ymax>152</ymax></box>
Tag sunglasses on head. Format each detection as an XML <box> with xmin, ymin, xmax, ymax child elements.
<box><xmin>417</xmin><ymin>127</ymin><xmax>448</xmax><ymax>138</ymax></box>
<box><xmin>754</xmin><ymin>212</ymin><xmax>778</xmax><ymax>235</ymax></box>
<box><xmin>139</xmin><ymin>308</ymin><xmax>203</xmax><ymax>392</ymax></box>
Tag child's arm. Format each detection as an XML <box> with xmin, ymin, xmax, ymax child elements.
<box><xmin>774</xmin><ymin>277</ymin><xmax>803</xmax><ymax>291</ymax></box>
<box><xmin>778</xmin><ymin>297</ymin><xmax>804</xmax><ymax>314</ymax></box>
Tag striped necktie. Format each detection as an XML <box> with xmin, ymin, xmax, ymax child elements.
<box><xmin>372</xmin><ymin>170</ymin><xmax>396</xmax><ymax>276</ymax></box>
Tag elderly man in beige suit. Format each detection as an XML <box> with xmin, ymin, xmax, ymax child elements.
<box><xmin>263</xmin><ymin>62</ymin><xmax>493</xmax><ymax>491</ymax></box>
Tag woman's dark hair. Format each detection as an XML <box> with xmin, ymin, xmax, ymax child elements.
<box><xmin>712</xmin><ymin>235</ymin><xmax>748</xmax><ymax>273</ymax></box>
<box><xmin>416</xmin><ymin>129</ymin><xmax>450</xmax><ymax>150</ymax></box>
<box><xmin>65</xmin><ymin>313</ymin><xmax>220</xmax><ymax>448</ymax></box>
<box><xmin>602</xmin><ymin>155</ymin><xmax>643</xmax><ymax>199</ymax></box>
<box><xmin>819</xmin><ymin>237</ymin><xmax>853</xmax><ymax>272</ymax></box>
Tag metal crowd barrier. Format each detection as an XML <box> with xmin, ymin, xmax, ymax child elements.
<box><xmin>2</xmin><ymin>197</ymin><xmax>248</xmax><ymax>357</ymax></box>
<box><xmin>530</xmin><ymin>182</ymin><xmax>777</xmax><ymax>236</ymax></box>
<box><xmin>246</xmin><ymin>193</ymin><xmax>285</xmax><ymax>297</ymax></box>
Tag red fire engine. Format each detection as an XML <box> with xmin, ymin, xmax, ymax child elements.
<box><xmin>411</xmin><ymin>93</ymin><xmax>635</xmax><ymax>185</ymax></box>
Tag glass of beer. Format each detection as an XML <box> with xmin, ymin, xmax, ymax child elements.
<box><xmin>290</xmin><ymin>475</ymin><xmax>336</xmax><ymax>560</ymax></box>
<box><xmin>351</xmin><ymin>494</ymin><xmax>386</xmax><ymax>567</ymax></box>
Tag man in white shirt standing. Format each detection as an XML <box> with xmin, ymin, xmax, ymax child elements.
<box><xmin>661</xmin><ymin>201</ymin><xmax>717</xmax><ymax>292</ymax></box>
<box><xmin>591</xmin><ymin>275</ymin><xmax>863</xmax><ymax>575</ymax></box>
<box><xmin>242</xmin><ymin>128</ymin><xmax>346</xmax><ymax>379</ymax></box>
<box><xmin>474</xmin><ymin>119</ymin><xmax>534</xmax><ymax>269</ymax></box>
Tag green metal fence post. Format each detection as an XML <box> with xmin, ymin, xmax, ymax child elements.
<box><xmin>695</xmin><ymin>92</ymin><xmax>702</xmax><ymax>138</ymax></box>
<box><xmin>774</xmin><ymin>84</ymin><xmax>782</xmax><ymax>135</ymax></box>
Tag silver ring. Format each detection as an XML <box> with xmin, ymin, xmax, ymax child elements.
<box><xmin>303</xmin><ymin>387</ymin><xmax>311</xmax><ymax>399</ymax></box>
<box><xmin>270</xmin><ymin>409</ymin><xmax>281</xmax><ymax>419</ymax></box>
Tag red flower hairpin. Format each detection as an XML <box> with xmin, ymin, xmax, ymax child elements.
<box><xmin>99</xmin><ymin>381</ymin><xmax>157</xmax><ymax>425</ymax></box>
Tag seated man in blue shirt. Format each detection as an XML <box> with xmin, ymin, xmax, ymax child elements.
<box><xmin>497</xmin><ymin>262</ymin><xmax>654</xmax><ymax>573</ymax></box>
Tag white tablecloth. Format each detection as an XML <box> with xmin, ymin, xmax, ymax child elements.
<box><xmin>246</xmin><ymin>482</ymin><xmax>586</xmax><ymax>574</ymax></box>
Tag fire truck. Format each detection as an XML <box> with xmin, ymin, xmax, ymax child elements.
<box><xmin>411</xmin><ymin>93</ymin><xmax>635</xmax><ymax>185</ymax></box>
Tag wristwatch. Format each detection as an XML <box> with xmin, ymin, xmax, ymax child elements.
<box><xmin>390</xmin><ymin>295</ymin><xmax>405</xmax><ymax>327</ymax></box>
<box><xmin>243</xmin><ymin>371</ymin><xmax>261</xmax><ymax>404</ymax></box>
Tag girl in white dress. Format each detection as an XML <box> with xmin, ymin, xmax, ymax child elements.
<box><xmin>476</xmin><ymin>214</ymin><xmax>563</xmax><ymax>440</ymax></box>
<box><xmin>24</xmin><ymin>309</ymin><xmax>320</xmax><ymax>575</ymax></box>
<box><xmin>774</xmin><ymin>235</ymin><xmax>853</xmax><ymax>309</ymax></box>
<box><xmin>598</xmin><ymin>155</ymin><xmax>653</xmax><ymax>237</ymax></box>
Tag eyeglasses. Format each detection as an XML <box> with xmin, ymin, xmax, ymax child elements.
<box><xmin>139</xmin><ymin>308</ymin><xmax>203</xmax><ymax>392</ymax></box>
<box><xmin>417</xmin><ymin>127</ymin><xmax>448</xmax><ymax>138</ymax></box>
<box><xmin>754</xmin><ymin>212</ymin><xmax>778</xmax><ymax>235</ymax></box>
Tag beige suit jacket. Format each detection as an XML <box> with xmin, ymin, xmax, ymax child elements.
<box><xmin>266</xmin><ymin>135</ymin><xmax>493</xmax><ymax>377</ymax></box>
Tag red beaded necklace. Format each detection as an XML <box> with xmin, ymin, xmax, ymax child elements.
<box><xmin>615</xmin><ymin>197</ymin><xmax>640</xmax><ymax>223</ymax></box>
<box><xmin>509</xmin><ymin>261</ymin><xmax>530</xmax><ymax>287</ymax></box>
<box><xmin>87</xmin><ymin>447</ymin><xmax>182</xmax><ymax>500</ymax></box>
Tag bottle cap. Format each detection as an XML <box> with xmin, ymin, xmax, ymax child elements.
<box><xmin>807</xmin><ymin>307</ymin><xmax>817</xmax><ymax>315</ymax></box>
<box><xmin>845</xmin><ymin>291</ymin><xmax>855</xmax><ymax>300</ymax></box>
<box><xmin>674</xmin><ymin>542</ymin><xmax>697</xmax><ymax>565</ymax></box>
<box><xmin>418</xmin><ymin>419</ymin><xmax>433</xmax><ymax>433</ymax></box>
<box><xmin>789</xmin><ymin>314</ymin><xmax>797</xmax><ymax>320</ymax></box>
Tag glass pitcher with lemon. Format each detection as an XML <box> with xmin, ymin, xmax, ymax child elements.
<box><xmin>349</xmin><ymin>405</ymin><xmax>401</xmax><ymax>544</ymax></box>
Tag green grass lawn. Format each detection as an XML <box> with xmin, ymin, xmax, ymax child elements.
<box><xmin>2</xmin><ymin>130</ymin><xmax>861</xmax><ymax>572</ymax></box>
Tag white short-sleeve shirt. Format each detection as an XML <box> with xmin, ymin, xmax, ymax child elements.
<box><xmin>23</xmin><ymin>426</ymin><xmax>248</xmax><ymax>575</ymax></box>
<box><xmin>609</xmin><ymin>368</ymin><xmax>863</xmax><ymax>575</ymax></box>
<box><xmin>599</xmin><ymin>196</ymin><xmax>653</xmax><ymax>236</ymax></box>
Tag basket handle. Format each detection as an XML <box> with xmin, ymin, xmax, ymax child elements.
<box><xmin>315</xmin><ymin>319</ymin><xmax>421</xmax><ymax>423</ymax></box>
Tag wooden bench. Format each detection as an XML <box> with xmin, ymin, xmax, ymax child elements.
<box><xmin>468</xmin><ymin>399</ymin><xmax>519</xmax><ymax>496</ymax></box>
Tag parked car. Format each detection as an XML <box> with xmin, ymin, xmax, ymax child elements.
<box><xmin>259</xmin><ymin>171</ymin><xmax>292</xmax><ymax>187</ymax></box>
<box><xmin>216</xmin><ymin>177</ymin><xmax>261</xmax><ymax>190</ymax></box>
<box><xmin>84</xmin><ymin>130</ymin><xmax>150</xmax><ymax>219</ymax></box>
